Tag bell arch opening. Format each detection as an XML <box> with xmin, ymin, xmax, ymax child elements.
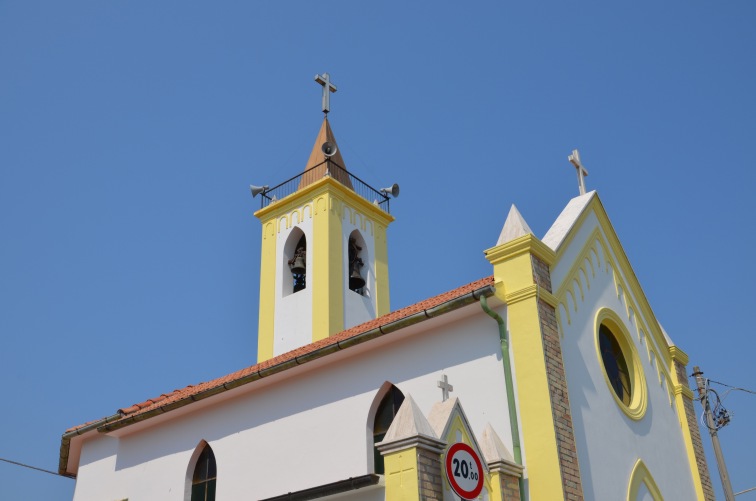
<box><xmin>348</xmin><ymin>230</ymin><xmax>368</xmax><ymax>296</ymax></box>
<box><xmin>283</xmin><ymin>228</ymin><xmax>306</xmax><ymax>296</ymax></box>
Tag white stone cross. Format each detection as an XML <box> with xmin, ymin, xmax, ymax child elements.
<box><xmin>315</xmin><ymin>72</ymin><xmax>337</xmax><ymax>114</ymax></box>
<box><xmin>438</xmin><ymin>374</ymin><xmax>454</xmax><ymax>402</ymax></box>
<box><xmin>568</xmin><ymin>149</ymin><xmax>589</xmax><ymax>195</ymax></box>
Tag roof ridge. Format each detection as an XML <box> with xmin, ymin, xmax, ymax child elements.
<box><xmin>104</xmin><ymin>275</ymin><xmax>493</xmax><ymax>421</ymax></box>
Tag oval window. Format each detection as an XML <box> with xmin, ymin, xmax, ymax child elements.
<box><xmin>599</xmin><ymin>324</ymin><xmax>632</xmax><ymax>405</ymax></box>
<box><xmin>594</xmin><ymin>309</ymin><xmax>647</xmax><ymax>420</ymax></box>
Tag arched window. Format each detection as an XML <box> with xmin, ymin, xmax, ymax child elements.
<box><xmin>372</xmin><ymin>385</ymin><xmax>405</xmax><ymax>474</ymax></box>
<box><xmin>191</xmin><ymin>444</ymin><xmax>217</xmax><ymax>501</ymax></box>
<box><xmin>284</xmin><ymin>228</ymin><xmax>307</xmax><ymax>296</ymax></box>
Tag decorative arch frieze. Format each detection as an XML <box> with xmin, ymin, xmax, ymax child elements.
<box><xmin>341</xmin><ymin>203</ymin><xmax>376</xmax><ymax>237</ymax></box>
<box><xmin>555</xmin><ymin>228</ymin><xmax>674</xmax><ymax>401</ymax></box>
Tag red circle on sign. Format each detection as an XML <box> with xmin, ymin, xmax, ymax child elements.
<box><xmin>445</xmin><ymin>442</ymin><xmax>484</xmax><ymax>499</ymax></box>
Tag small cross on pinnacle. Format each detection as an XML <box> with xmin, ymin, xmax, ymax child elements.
<box><xmin>568</xmin><ymin>149</ymin><xmax>589</xmax><ymax>195</ymax></box>
<box><xmin>438</xmin><ymin>374</ymin><xmax>454</xmax><ymax>402</ymax></box>
<box><xmin>315</xmin><ymin>72</ymin><xmax>337</xmax><ymax>115</ymax></box>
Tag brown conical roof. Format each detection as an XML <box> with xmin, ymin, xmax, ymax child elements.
<box><xmin>298</xmin><ymin>118</ymin><xmax>353</xmax><ymax>190</ymax></box>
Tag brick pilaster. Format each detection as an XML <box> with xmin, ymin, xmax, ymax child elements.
<box><xmin>498</xmin><ymin>472</ymin><xmax>522</xmax><ymax>500</ymax></box>
<box><xmin>417</xmin><ymin>447</ymin><xmax>443</xmax><ymax>499</ymax></box>
<box><xmin>532</xmin><ymin>255</ymin><xmax>585</xmax><ymax>501</ymax></box>
<box><xmin>489</xmin><ymin>458</ymin><xmax>524</xmax><ymax>501</ymax></box>
<box><xmin>674</xmin><ymin>359</ymin><xmax>716</xmax><ymax>500</ymax></box>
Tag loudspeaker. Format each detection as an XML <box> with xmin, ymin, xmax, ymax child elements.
<box><xmin>250</xmin><ymin>185</ymin><xmax>269</xmax><ymax>198</ymax></box>
<box><xmin>380</xmin><ymin>183</ymin><xmax>400</xmax><ymax>198</ymax></box>
<box><xmin>321</xmin><ymin>142</ymin><xmax>338</xmax><ymax>157</ymax></box>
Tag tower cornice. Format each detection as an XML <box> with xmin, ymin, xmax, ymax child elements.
<box><xmin>254</xmin><ymin>175</ymin><xmax>395</xmax><ymax>226</ymax></box>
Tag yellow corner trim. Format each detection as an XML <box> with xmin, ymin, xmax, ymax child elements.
<box><xmin>485</xmin><ymin>234</ymin><xmax>556</xmax><ymax>266</ymax></box>
<box><xmin>595</xmin><ymin>308</ymin><xmax>648</xmax><ymax>421</ymax></box>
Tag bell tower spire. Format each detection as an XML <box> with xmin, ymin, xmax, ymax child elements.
<box><xmin>252</xmin><ymin>75</ymin><xmax>397</xmax><ymax>363</ymax></box>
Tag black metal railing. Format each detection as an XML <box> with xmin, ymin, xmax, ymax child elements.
<box><xmin>256</xmin><ymin>159</ymin><xmax>391</xmax><ymax>213</ymax></box>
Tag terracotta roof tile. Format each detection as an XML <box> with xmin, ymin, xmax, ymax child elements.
<box><xmin>89</xmin><ymin>276</ymin><xmax>494</xmax><ymax>426</ymax></box>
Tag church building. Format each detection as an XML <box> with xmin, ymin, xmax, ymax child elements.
<box><xmin>58</xmin><ymin>74</ymin><xmax>715</xmax><ymax>501</ymax></box>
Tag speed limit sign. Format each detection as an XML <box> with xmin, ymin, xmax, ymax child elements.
<box><xmin>445</xmin><ymin>442</ymin><xmax>484</xmax><ymax>499</ymax></box>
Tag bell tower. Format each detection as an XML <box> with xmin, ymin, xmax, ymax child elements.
<box><xmin>252</xmin><ymin>75</ymin><xmax>396</xmax><ymax>363</ymax></box>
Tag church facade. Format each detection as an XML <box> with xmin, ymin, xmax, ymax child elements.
<box><xmin>59</xmin><ymin>80</ymin><xmax>714</xmax><ymax>501</ymax></box>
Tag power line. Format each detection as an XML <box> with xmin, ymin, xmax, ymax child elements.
<box><xmin>0</xmin><ymin>457</ymin><xmax>71</xmax><ymax>478</ymax></box>
<box><xmin>707</xmin><ymin>379</ymin><xmax>756</xmax><ymax>396</ymax></box>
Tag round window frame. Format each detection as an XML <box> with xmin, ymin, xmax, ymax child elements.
<box><xmin>594</xmin><ymin>308</ymin><xmax>647</xmax><ymax>420</ymax></box>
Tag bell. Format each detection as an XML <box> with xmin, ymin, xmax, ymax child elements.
<box><xmin>290</xmin><ymin>256</ymin><xmax>306</xmax><ymax>275</ymax></box>
<box><xmin>349</xmin><ymin>270</ymin><xmax>366</xmax><ymax>290</ymax></box>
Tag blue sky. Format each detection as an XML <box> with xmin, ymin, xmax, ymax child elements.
<box><xmin>1</xmin><ymin>2</ymin><xmax>754</xmax><ymax>499</ymax></box>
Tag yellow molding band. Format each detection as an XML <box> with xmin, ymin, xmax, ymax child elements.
<box><xmin>669</xmin><ymin>346</ymin><xmax>689</xmax><ymax>365</ymax></box>
<box><xmin>504</xmin><ymin>284</ymin><xmax>559</xmax><ymax>308</ymax></box>
<box><xmin>255</xmin><ymin>176</ymin><xmax>395</xmax><ymax>227</ymax></box>
<box><xmin>484</xmin><ymin>234</ymin><xmax>556</xmax><ymax>267</ymax></box>
<box><xmin>674</xmin><ymin>385</ymin><xmax>695</xmax><ymax>399</ymax></box>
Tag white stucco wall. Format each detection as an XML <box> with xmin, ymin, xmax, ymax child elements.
<box><xmin>552</xmin><ymin>211</ymin><xmax>697</xmax><ymax>501</ymax></box>
<box><xmin>274</xmin><ymin>215</ymin><xmax>314</xmax><ymax>356</ymax></box>
<box><xmin>342</xmin><ymin>205</ymin><xmax>377</xmax><ymax>330</ymax></box>
<box><xmin>72</xmin><ymin>303</ymin><xmax>514</xmax><ymax>501</ymax></box>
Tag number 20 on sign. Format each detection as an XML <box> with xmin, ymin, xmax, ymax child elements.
<box><xmin>445</xmin><ymin>442</ymin><xmax>484</xmax><ymax>499</ymax></box>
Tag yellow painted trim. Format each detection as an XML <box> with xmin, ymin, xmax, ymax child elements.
<box><xmin>257</xmin><ymin>218</ymin><xmax>277</xmax><ymax>362</ymax></box>
<box><xmin>627</xmin><ymin>459</ymin><xmax>664</xmax><ymax>501</ymax></box>
<box><xmin>383</xmin><ymin>448</ymin><xmax>420</xmax><ymax>500</ymax></box>
<box><xmin>485</xmin><ymin>234</ymin><xmax>556</xmax><ymax>267</ymax></box>
<box><xmin>254</xmin><ymin>176</ymin><xmax>394</xmax><ymax>353</ymax></box>
<box><xmin>669</xmin><ymin>346</ymin><xmax>689</xmax><ymax>366</ymax></box>
<box><xmin>504</xmin><ymin>284</ymin><xmax>558</xmax><ymax>307</ymax></box>
<box><xmin>554</xmin><ymin>227</ymin><xmax>675</xmax><ymax>386</ymax></box>
<box><xmin>255</xmin><ymin>176</ymin><xmax>395</xmax><ymax>227</ymax></box>
<box><xmin>439</xmin><ymin>409</ymin><xmax>493</xmax><ymax>499</ymax></box>
<box><xmin>552</xmin><ymin>197</ymin><xmax>675</xmax><ymax>374</ymax></box>
<box><xmin>374</xmin><ymin>223</ymin><xmax>390</xmax><ymax>315</ymax></box>
<box><xmin>674</xmin><ymin>384</ymin><xmax>695</xmax><ymax>399</ymax></box>
<box><xmin>312</xmin><ymin>192</ymin><xmax>344</xmax><ymax>341</ymax></box>
<box><xmin>486</xmin><ymin>231</ymin><xmax>565</xmax><ymax>499</ymax></box>
<box><xmin>489</xmin><ymin>471</ymin><xmax>503</xmax><ymax>501</ymax></box>
<box><xmin>669</xmin><ymin>356</ymin><xmax>708</xmax><ymax>501</ymax></box>
<box><xmin>594</xmin><ymin>308</ymin><xmax>648</xmax><ymax>420</ymax></box>
<box><xmin>558</xmin><ymin>301</ymin><xmax>571</xmax><ymax>327</ymax></box>
<box><xmin>508</xmin><ymin>298</ymin><xmax>565</xmax><ymax>499</ymax></box>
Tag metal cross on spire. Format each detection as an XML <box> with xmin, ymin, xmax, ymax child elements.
<box><xmin>438</xmin><ymin>374</ymin><xmax>454</xmax><ymax>402</ymax></box>
<box><xmin>315</xmin><ymin>72</ymin><xmax>337</xmax><ymax>115</ymax></box>
<box><xmin>568</xmin><ymin>149</ymin><xmax>589</xmax><ymax>195</ymax></box>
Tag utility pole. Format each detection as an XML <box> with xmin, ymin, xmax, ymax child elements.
<box><xmin>692</xmin><ymin>366</ymin><xmax>735</xmax><ymax>501</ymax></box>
